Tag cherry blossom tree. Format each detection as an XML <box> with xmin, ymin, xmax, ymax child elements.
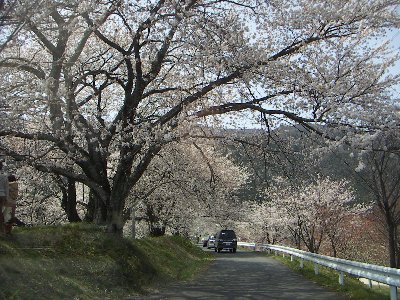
<box><xmin>266</xmin><ymin>176</ymin><xmax>356</xmax><ymax>253</ymax></box>
<box><xmin>247</xmin><ymin>200</ymin><xmax>288</xmax><ymax>244</ymax></box>
<box><xmin>352</xmin><ymin>131</ymin><xmax>400</xmax><ymax>267</ymax></box>
<box><xmin>0</xmin><ymin>0</ymin><xmax>398</xmax><ymax>233</ymax></box>
<box><xmin>332</xmin><ymin>212</ymin><xmax>387</xmax><ymax>264</ymax></box>
<box><xmin>2</xmin><ymin>159</ymin><xmax>87</xmax><ymax>224</ymax></box>
<box><xmin>13</xmin><ymin>166</ymin><xmax>69</xmax><ymax>225</ymax></box>
<box><xmin>132</xmin><ymin>141</ymin><xmax>248</xmax><ymax>236</ymax></box>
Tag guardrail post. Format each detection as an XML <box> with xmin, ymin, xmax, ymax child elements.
<box><xmin>314</xmin><ymin>263</ymin><xmax>319</xmax><ymax>275</ymax></box>
<box><xmin>300</xmin><ymin>258</ymin><xmax>304</xmax><ymax>269</ymax></box>
<box><xmin>368</xmin><ymin>279</ymin><xmax>372</xmax><ymax>288</ymax></box>
<box><xmin>290</xmin><ymin>255</ymin><xmax>293</xmax><ymax>262</ymax></box>
<box><xmin>339</xmin><ymin>271</ymin><xmax>344</xmax><ymax>286</ymax></box>
<box><xmin>283</xmin><ymin>253</ymin><xmax>285</xmax><ymax>258</ymax></box>
<box><xmin>390</xmin><ymin>286</ymin><xmax>397</xmax><ymax>300</ymax></box>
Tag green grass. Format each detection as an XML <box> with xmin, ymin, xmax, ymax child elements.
<box><xmin>0</xmin><ymin>223</ymin><xmax>212</xmax><ymax>300</ymax></box>
<box><xmin>271</xmin><ymin>253</ymin><xmax>393</xmax><ymax>300</ymax></box>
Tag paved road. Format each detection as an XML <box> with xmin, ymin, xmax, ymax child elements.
<box><xmin>128</xmin><ymin>249</ymin><xmax>345</xmax><ymax>300</ymax></box>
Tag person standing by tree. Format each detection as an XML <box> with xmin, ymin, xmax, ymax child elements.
<box><xmin>3</xmin><ymin>174</ymin><xmax>18</xmax><ymax>234</ymax></box>
<box><xmin>0</xmin><ymin>159</ymin><xmax>9</xmax><ymax>234</ymax></box>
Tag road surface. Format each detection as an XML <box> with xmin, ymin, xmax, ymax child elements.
<box><xmin>128</xmin><ymin>248</ymin><xmax>345</xmax><ymax>300</ymax></box>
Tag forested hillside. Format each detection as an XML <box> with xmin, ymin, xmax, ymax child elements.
<box><xmin>220</xmin><ymin>125</ymin><xmax>374</xmax><ymax>204</ymax></box>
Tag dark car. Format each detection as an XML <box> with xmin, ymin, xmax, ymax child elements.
<box><xmin>214</xmin><ymin>229</ymin><xmax>237</xmax><ymax>253</ymax></box>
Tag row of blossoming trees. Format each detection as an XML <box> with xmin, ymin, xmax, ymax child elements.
<box><xmin>11</xmin><ymin>125</ymin><xmax>397</xmax><ymax>266</ymax></box>
<box><xmin>11</xmin><ymin>138</ymin><xmax>249</xmax><ymax>237</ymax></box>
<box><xmin>247</xmin><ymin>176</ymin><xmax>365</xmax><ymax>255</ymax></box>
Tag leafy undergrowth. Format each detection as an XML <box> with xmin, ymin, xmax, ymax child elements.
<box><xmin>272</xmin><ymin>254</ymin><xmax>393</xmax><ymax>300</ymax></box>
<box><xmin>0</xmin><ymin>224</ymin><xmax>212</xmax><ymax>300</ymax></box>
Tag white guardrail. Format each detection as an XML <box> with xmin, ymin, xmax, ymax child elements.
<box><xmin>238</xmin><ymin>242</ymin><xmax>400</xmax><ymax>300</ymax></box>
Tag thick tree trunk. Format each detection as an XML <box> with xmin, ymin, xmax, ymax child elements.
<box><xmin>83</xmin><ymin>190</ymin><xmax>94</xmax><ymax>222</ymax></box>
<box><xmin>107</xmin><ymin>209</ymin><xmax>125</xmax><ymax>234</ymax></box>
<box><xmin>106</xmin><ymin>185</ymin><xmax>128</xmax><ymax>235</ymax></box>
<box><xmin>84</xmin><ymin>189</ymin><xmax>107</xmax><ymax>224</ymax></box>
<box><xmin>66</xmin><ymin>178</ymin><xmax>81</xmax><ymax>222</ymax></box>
<box><xmin>59</xmin><ymin>177</ymin><xmax>81</xmax><ymax>223</ymax></box>
<box><xmin>100</xmin><ymin>144</ymin><xmax>163</xmax><ymax>235</ymax></box>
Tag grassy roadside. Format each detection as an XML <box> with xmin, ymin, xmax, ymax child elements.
<box><xmin>271</xmin><ymin>254</ymin><xmax>392</xmax><ymax>300</ymax></box>
<box><xmin>0</xmin><ymin>224</ymin><xmax>213</xmax><ymax>300</ymax></box>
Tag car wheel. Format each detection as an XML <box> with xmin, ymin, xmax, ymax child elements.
<box><xmin>229</xmin><ymin>249</ymin><xmax>233</xmax><ymax>253</ymax></box>
<box><xmin>214</xmin><ymin>247</ymin><xmax>217</xmax><ymax>252</ymax></box>
<box><xmin>217</xmin><ymin>248</ymin><xmax>221</xmax><ymax>253</ymax></box>
<box><xmin>233</xmin><ymin>248</ymin><xmax>237</xmax><ymax>253</ymax></box>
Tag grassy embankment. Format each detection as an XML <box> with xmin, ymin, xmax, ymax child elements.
<box><xmin>272</xmin><ymin>253</ymin><xmax>394</xmax><ymax>300</ymax></box>
<box><xmin>0</xmin><ymin>224</ymin><xmax>212</xmax><ymax>300</ymax></box>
